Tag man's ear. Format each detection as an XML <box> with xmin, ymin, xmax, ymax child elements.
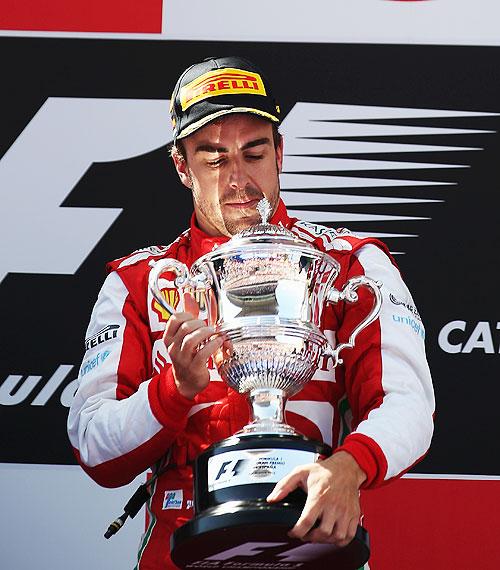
<box><xmin>171</xmin><ymin>150</ymin><xmax>192</xmax><ymax>189</ymax></box>
<box><xmin>275</xmin><ymin>134</ymin><xmax>284</xmax><ymax>174</ymax></box>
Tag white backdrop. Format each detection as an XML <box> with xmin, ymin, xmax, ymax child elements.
<box><xmin>1</xmin><ymin>0</ymin><xmax>500</xmax><ymax>45</ymax></box>
<box><xmin>0</xmin><ymin>465</ymin><xmax>144</xmax><ymax>568</ymax></box>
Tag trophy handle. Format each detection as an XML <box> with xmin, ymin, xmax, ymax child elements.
<box><xmin>324</xmin><ymin>276</ymin><xmax>383</xmax><ymax>367</ymax></box>
<box><xmin>148</xmin><ymin>258</ymin><xmax>213</xmax><ymax>317</ymax></box>
<box><xmin>149</xmin><ymin>258</ymin><xmax>190</xmax><ymax>313</ymax></box>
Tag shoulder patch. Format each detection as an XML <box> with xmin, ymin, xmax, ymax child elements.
<box><xmin>291</xmin><ymin>219</ymin><xmax>394</xmax><ymax>263</ymax></box>
<box><xmin>106</xmin><ymin>230</ymin><xmax>190</xmax><ymax>273</ymax></box>
<box><xmin>291</xmin><ymin>220</ymin><xmax>360</xmax><ymax>252</ymax></box>
<box><xmin>292</xmin><ymin>220</ymin><xmax>338</xmax><ymax>246</ymax></box>
<box><xmin>131</xmin><ymin>245</ymin><xmax>172</xmax><ymax>256</ymax></box>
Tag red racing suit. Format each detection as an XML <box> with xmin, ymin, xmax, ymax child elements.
<box><xmin>67</xmin><ymin>199</ymin><xmax>434</xmax><ymax>570</ymax></box>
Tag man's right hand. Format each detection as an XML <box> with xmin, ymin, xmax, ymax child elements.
<box><xmin>163</xmin><ymin>309</ymin><xmax>223</xmax><ymax>400</ymax></box>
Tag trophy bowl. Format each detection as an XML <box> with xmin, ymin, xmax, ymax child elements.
<box><xmin>191</xmin><ymin>239</ymin><xmax>340</xmax><ymax>435</ymax></box>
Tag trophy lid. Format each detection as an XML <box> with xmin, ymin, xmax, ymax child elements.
<box><xmin>223</xmin><ymin>198</ymin><xmax>314</xmax><ymax>249</ymax></box>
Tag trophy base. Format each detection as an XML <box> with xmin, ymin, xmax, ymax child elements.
<box><xmin>170</xmin><ymin>434</ymin><xmax>370</xmax><ymax>569</ymax></box>
<box><xmin>171</xmin><ymin>501</ymin><xmax>370</xmax><ymax>570</ymax></box>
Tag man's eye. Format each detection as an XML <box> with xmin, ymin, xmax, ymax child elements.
<box><xmin>246</xmin><ymin>154</ymin><xmax>263</xmax><ymax>161</ymax></box>
<box><xmin>207</xmin><ymin>158</ymin><xmax>224</xmax><ymax>167</ymax></box>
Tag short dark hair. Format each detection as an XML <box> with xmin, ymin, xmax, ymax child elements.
<box><xmin>170</xmin><ymin>122</ymin><xmax>282</xmax><ymax>163</ymax></box>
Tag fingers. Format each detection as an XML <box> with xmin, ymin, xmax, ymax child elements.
<box><xmin>266</xmin><ymin>469</ymin><xmax>304</xmax><ymax>503</ymax></box>
<box><xmin>288</xmin><ymin>490</ymin><xmax>322</xmax><ymax>539</ymax></box>
<box><xmin>193</xmin><ymin>335</ymin><xmax>224</xmax><ymax>364</ymax></box>
<box><xmin>165</xmin><ymin>314</ymin><xmax>209</xmax><ymax>347</ymax></box>
<box><xmin>168</xmin><ymin>323</ymin><xmax>219</xmax><ymax>365</ymax></box>
<box><xmin>343</xmin><ymin>517</ymin><xmax>359</xmax><ymax>547</ymax></box>
<box><xmin>291</xmin><ymin>506</ymin><xmax>358</xmax><ymax>545</ymax></box>
<box><xmin>178</xmin><ymin>325</ymin><xmax>215</xmax><ymax>356</ymax></box>
<box><xmin>271</xmin><ymin>460</ymin><xmax>361</xmax><ymax>546</ymax></box>
<box><xmin>163</xmin><ymin>312</ymin><xmax>198</xmax><ymax>342</ymax></box>
<box><xmin>302</xmin><ymin>506</ymin><xmax>337</xmax><ymax>543</ymax></box>
<box><xmin>163</xmin><ymin>308</ymin><xmax>224</xmax><ymax>399</ymax></box>
<box><xmin>304</xmin><ymin>512</ymin><xmax>357</xmax><ymax>546</ymax></box>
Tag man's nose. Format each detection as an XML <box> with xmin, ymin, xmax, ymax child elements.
<box><xmin>228</xmin><ymin>157</ymin><xmax>249</xmax><ymax>190</ymax></box>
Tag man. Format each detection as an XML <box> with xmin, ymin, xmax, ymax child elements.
<box><xmin>68</xmin><ymin>56</ymin><xmax>434</xmax><ymax>569</ymax></box>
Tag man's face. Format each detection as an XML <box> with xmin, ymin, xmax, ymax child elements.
<box><xmin>172</xmin><ymin>114</ymin><xmax>283</xmax><ymax>237</ymax></box>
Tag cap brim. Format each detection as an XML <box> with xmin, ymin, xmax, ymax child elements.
<box><xmin>176</xmin><ymin>107</ymin><xmax>280</xmax><ymax>140</ymax></box>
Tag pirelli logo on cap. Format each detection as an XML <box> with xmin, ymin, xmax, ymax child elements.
<box><xmin>180</xmin><ymin>68</ymin><xmax>267</xmax><ymax>111</ymax></box>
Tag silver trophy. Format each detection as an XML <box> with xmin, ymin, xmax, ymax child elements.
<box><xmin>149</xmin><ymin>199</ymin><xmax>382</xmax><ymax>570</ymax></box>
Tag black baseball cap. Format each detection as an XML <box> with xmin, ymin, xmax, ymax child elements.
<box><xmin>170</xmin><ymin>56</ymin><xmax>281</xmax><ymax>142</ymax></box>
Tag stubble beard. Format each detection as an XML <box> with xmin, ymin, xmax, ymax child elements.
<box><xmin>190</xmin><ymin>172</ymin><xmax>281</xmax><ymax>237</ymax></box>
<box><xmin>221</xmin><ymin>183</ymin><xmax>280</xmax><ymax>235</ymax></box>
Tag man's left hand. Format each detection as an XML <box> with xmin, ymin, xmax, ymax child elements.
<box><xmin>266</xmin><ymin>451</ymin><xmax>366</xmax><ymax>547</ymax></box>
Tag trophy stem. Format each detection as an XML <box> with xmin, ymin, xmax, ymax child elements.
<box><xmin>238</xmin><ymin>388</ymin><xmax>298</xmax><ymax>436</ymax></box>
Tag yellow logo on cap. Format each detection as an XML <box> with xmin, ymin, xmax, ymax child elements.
<box><xmin>180</xmin><ymin>68</ymin><xmax>267</xmax><ymax>111</ymax></box>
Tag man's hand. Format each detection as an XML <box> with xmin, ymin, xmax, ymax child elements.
<box><xmin>163</xmin><ymin>295</ymin><xmax>223</xmax><ymax>400</ymax></box>
<box><xmin>266</xmin><ymin>451</ymin><xmax>366</xmax><ymax>547</ymax></box>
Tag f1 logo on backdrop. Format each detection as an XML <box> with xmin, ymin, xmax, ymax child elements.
<box><xmin>0</xmin><ymin>97</ymin><xmax>495</xmax><ymax>285</ymax></box>
<box><xmin>0</xmin><ymin>98</ymin><xmax>171</xmax><ymax>284</ymax></box>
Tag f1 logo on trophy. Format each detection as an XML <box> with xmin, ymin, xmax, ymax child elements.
<box><xmin>149</xmin><ymin>199</ymin><xmax>382</xmax><ymax>569</ymax></box>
